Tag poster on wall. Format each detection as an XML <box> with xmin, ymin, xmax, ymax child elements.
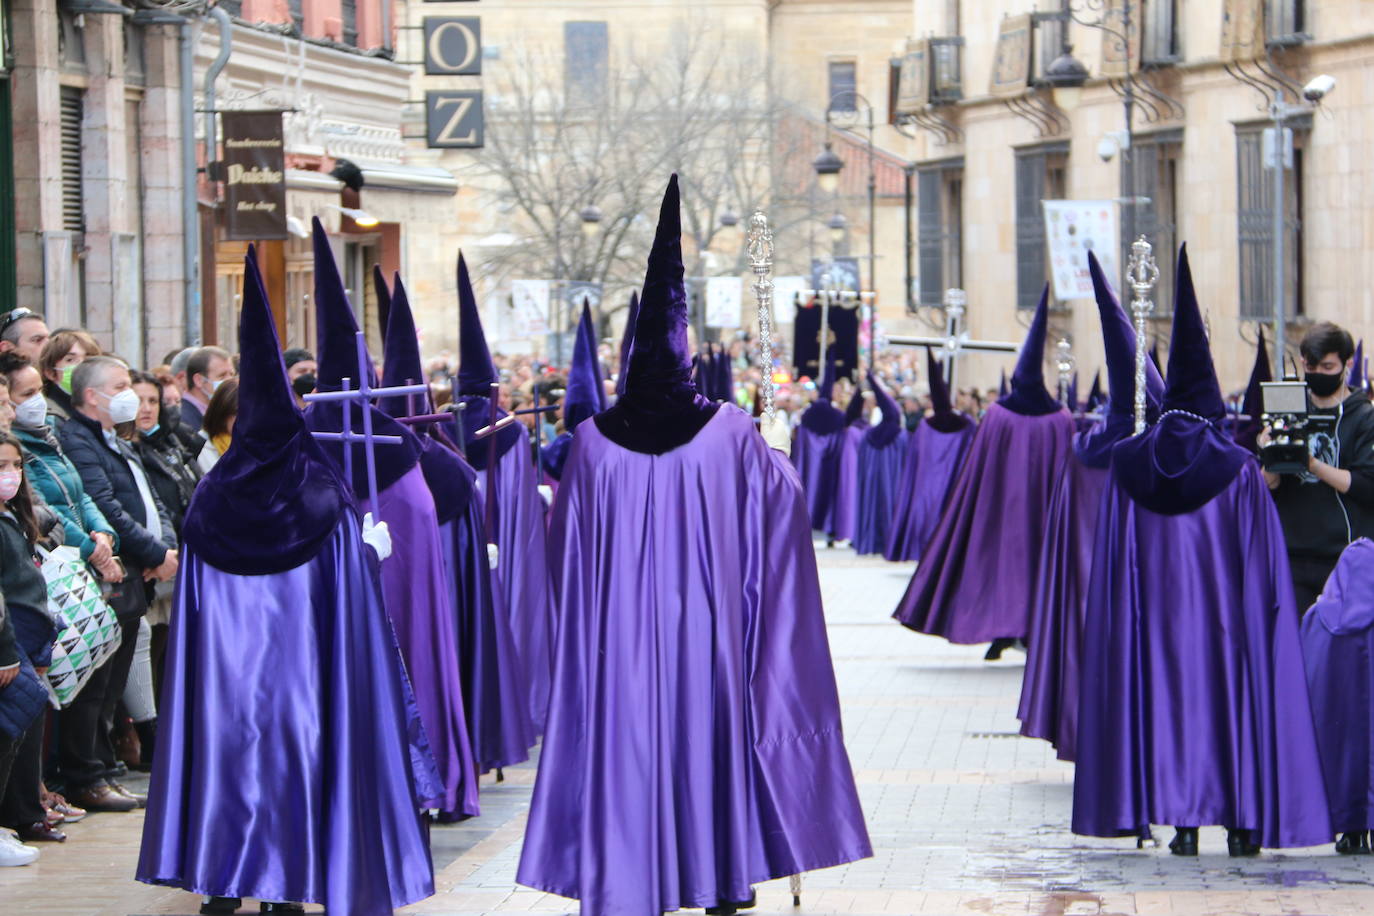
<box><xmin>1042</xmin><ymin>200</ymin><xmax>1120</xmax><ymax>301</ymax></box>
<box><xmin>510</xmin><ymin>279</ymin><xmax>550</xmax><ymax>338</ymax></box>
<box><xmin>988</xmin><ymin>14</ymin><xmax>1033</xmax><ymax>98</ymax></box>
<box><xmin>705</xmin><ymin>276</ymin><xmax>743</xmax><ymax>328</ymax></box>
<box><xmin>221</xmin><ymin>111</ymin><xmax>288</xmax><ymax>241</ymax></box>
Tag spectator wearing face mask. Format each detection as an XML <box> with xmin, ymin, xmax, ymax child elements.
<box><xmin>196</xmin><ymin>377</ymin><xmax>239</xmax><ymax>474</ymax></box>
<box><xmin>178</xmin><ymin>347</ymin><xmax>234</xmax><ymax>440</ymax></box>
<box><xmin>282</xmin><ymin>347</ymin><xmax>317</xmax><ymax>408</ymax></box>
<box><xmin>57</xmin><ymin>356</ymin><xmax>177</xmax><ymax>813</ymax></box>
<box><xmin>37</xmin><ymin>329</ymin><xmax>103</xmax><ymax>429</ymax></box>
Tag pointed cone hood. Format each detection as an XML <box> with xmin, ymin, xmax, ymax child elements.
<box><xmin>1111</xmin><ymin>244</ymin><xmax>1249</xmax><ymax>515</ymax></box>
<box><xmin>1149</xmin><ymin>339</ymin><xmax>1163</xmax><ymax>377</ymax></box>
<box><xmin>817</xmin><ymin>344</ymin><xmax>838</xmax><ymax>402</ymax></box>
<box><xmin>615</xmin><ymin>291</ymin><xmax>640</xmax><ymax>397</ymax></box>
<box><xmin>313</xmin><ymin>217</ymin><xmax>376</xmax><ymax>390</ymax></box>
<box><xmin>865</xmin><ymin>371</ymin><xmax>903</xmax><ymax>447</ymax></box>
<box><xmin>380</xmin><ymin>273</ymin><xmax>428</xmax><ymax>417</ymax></box>
<box><xmin>924</xmin><ymin>347</ymin><xmax>972</xmax><ymax>434</ymax></box>
<box><xmin>1349</xmin><ymin>340</ymin><xmax>1365</xmax><ymax>389</ymax></box>
<box><xmin>182</xmin><ymin>245</ymin><xmax>345</xmax><ymax>576</ymax></box>
<box><xmin>564</xmin><ymin>300</ymin><xmax>607</xmax><ymax>432</ymax></box>
<box><xmin>843</xmin><ymin>380</ymin><xmax>867</xmax><ymax>425</ymax></box>
<box><xmin>373</xmin><ymin>265</ymin><xmax>392</xmax><ymax>347</ymax></box>
<box><xmin>1234</xmin><ymin>328</ymin><xmax>1271</xmax><ymax>451</ymax></box>
<box><xmin>1162</xmin><ymin>245</ymin><xmax>1226</xmax><ymax>421</ymax></box>
<box><xmin>1089</xmin><ymin>249</ymin><xmax>1163</xmax><ymax>422</ymax></box>
<box><xmin>456</xmin><ymin>252</ymin><xmax>499</xmax><ymax>396</ymax></box>
<box><xmin>1067</xmin><ymin>372</ymin><xmax>1079</xmax><ymax>411</ymax></box>
<box><xmin>997</xmin><ymin>285</ymin><xmax>1061</xmax><ymax>416</ymax></box>
<box><xmin>1086</xmin><ymin>371</ymin><xmax>1104</xmax><ymax>412</ymax></box>
<box><xmin>715</xmin><ymin>344</ymin><xmax>732</xmax><ymax>403</ymax></box>
<box><xmin>620</xmin><ymin>175</ymin><xmax>693</xmax><ymax>402</ymax></box>
<box><xmin>998</xmin><ymin>369</ymin><xmax>1008</xmax><ymax>400</ymax></box>
<box><xmin>696</xmin><ymin>348</ymin><xmax>714</xmax><ymax>400</ymax></box>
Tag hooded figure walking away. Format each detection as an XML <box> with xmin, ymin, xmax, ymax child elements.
<box><xmin>792</xmin><ymin>357</ymin><xmax>846</xmax><ymax>538</ymax></box>
<box><xmin>1017</xmin><ymin>252</ymin><xmax>1162</xmax><ymax>760</ymax></box>
<box><xmin>852</xmin><ymin>372</ymin><xmax>907</xmax><ymax>555</ymax></box>
<box><xmin>541</xmin><ymin>301</ymin><xmax>607</xmax><ymax>484</ymax></box>
<box><xmin>450</xmin><ymin>254</ymin><xmax>556</xmax><ymax>734</ymax></box>
<box><xmin>377</xmin><ymin>270</ymin><xmax>535</xmax><ymax>777</ymax></box>
<box><xmin>517</xmin><ymin>176</ymin><xmax>871</xmax><ymax>916</ymax></box>
<box><xmin>1073</xmin><ymin>246</ymin><xmax>1331</xmax><ymax>857</ymax></box>
<box><xmin>892</xmin><ymin>288</ymin><xmax>1075</xmax><ymax>658</ymax></box>
<box><xmin>138</xmin><ymin>250</ymin><xmax>438</xmax><ymax>915</ymax></box>
<box><xmin>883</xmin><ymin>348</ymin><xmax>975</xmax><ymax>562</ymax></box>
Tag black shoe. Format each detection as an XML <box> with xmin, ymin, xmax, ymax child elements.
<box><xmin>984</xmin><ymin>637</ymin><xmax>1016</xmax><ymax>661</ymax></box>
<box><xmin>1168</xmin><ymin>826</ymin><xmax>1198</xmax><ymax>857</ymax></box>
<box><xmin>1226</xmin><ymin>828</ymin><xmax>1261</xmax><ymax>857</ymax></box>
<box><xmin>1336</xmin><ymin>831</ymin><xmax>1371</xmax><ymax>855</ymax></box>
<box><xmin>706</xmin><ymin>892</ymin><xmax>757</xmax><ymax>915</ymax></box>
<box><xmin>259</xmin><ymin>905</ymin><xmax>304</xmax><ymax>914</ymax></box>
<box><xmin>200</xmin><ymin>898</ymin><xmax>242</xmax><ymax>915</ymax></box>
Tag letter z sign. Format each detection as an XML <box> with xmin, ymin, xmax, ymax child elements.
<box><xmin>426</xmin><ymin>91</ymin><xmax>483</xmax><ymax>148</ymax></box>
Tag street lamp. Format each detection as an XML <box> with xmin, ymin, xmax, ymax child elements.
<box><xmin>579</xmin><ymin>204</ymin><xmax>603</xmax><ymax>238</ymax></box>
<box><xmin>812</xmin><ymin>144</ymin><xmax>845</xmax><ymax>194</ymax></box>
<box><xmin>826</xmin><ymin>212</ymin><xmax>848</xmax><ymax>246</ymax></box>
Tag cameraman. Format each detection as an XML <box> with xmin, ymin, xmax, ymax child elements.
<box><xmin>1263</xmin><ymin>322</ymin><xmax>1374</xmax><ymax>613</ymax></box>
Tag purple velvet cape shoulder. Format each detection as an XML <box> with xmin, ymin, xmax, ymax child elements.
<box><xmin>518</xmin><ymin>405</ymin><xmax>871</xmax><ymax>914</ymax></box>
<box><xmin>137</xmin><ymin>513</ymin><xmax>437</xmax><ymax>914</ymax></box>
<box><xmin>1301</xmin><ymin>538</ymin><xmax>1374</xmax><ymax>833</ymax></box>
<box><xmin>452</xmin><ymin>395</ymin><xmax>526</xmax><ymax>471</ymax></box>
<box><xmin>1072</xmin><ymin>463</ymin><xmax>1331</xmax><ymax>847</ymax></box>
<box><xmin>1017</xmin><ymin>458</ymin><xmax>1108</xmax><ymax>761</ymax></box>
<box><xmin>883</xmin><ymin>420</ymin><xmax>976</xmax><ymax>563</ymax></box>
<box><xmin>892</xmin><ymin>403</ymin><xmax>1076</xmax><ymax>644</ymax></box>
<box><xmin>304</xmin><ymin>401</ymin><xmax>424</xmax><ymax>501</ymax></box>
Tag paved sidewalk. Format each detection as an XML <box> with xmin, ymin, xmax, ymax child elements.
<box><xmin>5</xmin><ymin>546</ymin><xmax>1372</xmax><ymax>915</ymax></box>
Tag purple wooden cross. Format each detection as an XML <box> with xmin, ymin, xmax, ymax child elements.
<box><xmin>303</xmin><ymin>331</ymin><xmax>428</xmax><ymax>509</ymax></box>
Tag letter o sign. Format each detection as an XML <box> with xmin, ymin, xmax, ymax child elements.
<box><xmin>424</xmin><ymin>18</ymin><xmax>481</xmax><ymax>76</ymax></box>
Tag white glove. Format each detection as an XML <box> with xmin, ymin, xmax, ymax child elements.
<box><xmin>362</xmin><ymin>512</ymin><xmax>392</xmax><ymax>562</ymax></box>
<box><xmin>537</xmin><ymin>484</ymin><xmax>554</xmax><ymax>506</ymax></box>
<box><xmin>487</xmin><ymin>542</ymin><xmax>499</xmax><ymax>570</ymax></box>
<box><xmin>760</xmin><ymin>414</ymin><xmax>792</xmax><ymax>457</ymax></box>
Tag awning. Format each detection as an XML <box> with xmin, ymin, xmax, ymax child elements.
<box><xmin>358</xmin><ymin>162</ymin><xmax>459</xmax><ymax>195</ymax></box>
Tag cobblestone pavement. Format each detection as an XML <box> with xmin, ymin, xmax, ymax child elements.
<box><xmin>7</xmin><ymin>546</ymin><xmax>1374</xmax><ymax>915</ymax></box>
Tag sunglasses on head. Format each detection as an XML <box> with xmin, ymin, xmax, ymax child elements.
<box><xmin>0</xmin><ymin>308</ymin><xmax>37</xmax><ymax>336</ymax></box>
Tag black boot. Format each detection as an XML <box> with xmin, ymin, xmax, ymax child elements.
<box><xmin>200</xmin><ymin>898</ymin><xmax>242</xmax><ymax>915</ymax></box>
<box><xmin>1226</xmin><ymin>828</ymin><xmax>1261</xmax><ymax>857</ymax></box>
<box><xmin>259</xmin><ymin>905</ymin><xmax>304</xmax><ymax>914</ymax></box>
<box><xmin>706</xmin><ymin>892</ymin><xmax>756</xmax><ymax>915</ymax></box>
<box><xmin>1168</xmin><ymin>826</ymin><xmax>1198</xmax><ymax>856</ymax></box>
<box><xmin>1336</xmin><ymin>830</ymin><xmax>1371</xmax><ymax>855</ymax></box>
<box><xmin>132</xmin><ymin>719</ymin><xmax>157</xmax><ymax>772</ymax></box>
<box><xmin>984</xmin><ymin>637</ymin><xmax>1016</xmax><ymax>661</ymax></box>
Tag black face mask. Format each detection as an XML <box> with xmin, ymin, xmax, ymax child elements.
<box><xmin>1306</xmin><ymin>370</ymin><xmax>1345</xmax><ymax>398</ymax></box>
<box><xmin>292</xmin><ymin>374</ymin><xmax>317</xmax><ymax>398</ymax></box>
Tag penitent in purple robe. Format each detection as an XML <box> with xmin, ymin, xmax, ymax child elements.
<box><xmin>518</xmin><ymin>407</ymin><xmax>871</xmax><ymax>913</ymax></box>
<box><xmin>831</xmin><ymin>420</ymin><xmax>864</xmax><ymax>542</ymax></box>
<box><xmin>1301</xmin><ymin>538</ymin><xmax>1374</xmax><ymax>835</ymax></box>
<box><xmin>883</xmin><ymin>422</ymin><xmax>974</xmax><ymax>561</ymax></box>
<box><xmin>793</xmin><ymin>422</ymin><xmax>843</xmax><ymax>532</ymax></box>
<box><xmin>852</xmin><ymin>430</ymin><xmax>906</xmax><ymax>555</ymax></box>
<box><xmin>363</xmin><ymin>466</ymin><xmax>481</xmax><ymax>819</ymax></box>
<box><xmin>893</xmin><ymin>403</ymin><xmax>1074</xmax><ymax>643</ymax></box>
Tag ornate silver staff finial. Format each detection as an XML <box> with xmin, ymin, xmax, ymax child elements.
<box><xmin>1056</xmin><ymin>337</ymin><xmax>1076</xmax><ymax>403</ymax></box>
<box><xmin>1126</xmin><ymin>235</ymin><xmax>1160</xmax><ymax>435</ymax></box>
<box><xmin>747</xmin><ymin>210</ymin><xmax>777</xmax><ymax>419</ymax></box>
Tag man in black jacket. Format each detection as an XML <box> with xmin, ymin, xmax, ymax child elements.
<box><xmin>1264</xmin><ymin>322</ymin><xmax>1374</xmax><ymax>613</ymax></box>
<box><xmin>58</xmin><ymin>356</ymin><xmax>177</xmax><ymax>812</ymax></box>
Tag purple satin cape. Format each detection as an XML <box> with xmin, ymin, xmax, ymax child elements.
<box><xmin>793</xmin><ymin>424</ymin><xmax>843</xmax><ymax>532</ymax></box>
<box><xmin>479</xmin><ymin>439</ymin><xmax>555</xmax><ymax>734</ymax></box>
<box><xmin>830</xmin><ymin>423</ymin><xmax>864</xmax><ymax>541</ymax></box>
<box><xmin>883</xmin><ymin>420</ymin><xmax>976</xmax><ymax>562</ymax></box>
<box><xmin>1016</xmin><ymin>460</ymin><xmax>1108</xmax><ymax>761</ymax></box>
<box><xmin>1072</xmin><ymin>463</ymin><xmax>1332</xmax><ymax>847</ymax></box>
<box><xmin>137</xmin><ymin>517</ymin><xmax>437</xmax><ymax>913</ymax></box>
<box><xmin>518</xmin><ymin>406</ymin><xmax>871</xmax><ymax>914</ymax></box>
<box><xmin>852</xmin><ymin>430</ymin><xmax>907</xmax><ymax>556</ymax></box>
<box><xmin>1301</xmin><ymin>538</ymin><xmax>1374</xmax><ymax>833</ymax></box>
<box><xmin>439</xmin><ymin>501</ymin><xmax>536</xmax><ymax>774</ymax></box>
<box><xmin>893</xmin><ymin>403</ymin><xmax>1075</xmax><ymax>644</ymax></box>
<box><xmin>363</xmin><ymin>466</ymin><xmax>481</xmax><ymax>819</ymax></box>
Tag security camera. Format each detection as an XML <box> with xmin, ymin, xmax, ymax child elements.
<box><xmin>1303</xmin><ymin>74</ymin><xmax>1336</xmax><ymax>103</ymax></box>
<box><xmin>1097</xmin><ymin>136</ymin><xmax>1118</xmax><ymax>163</ymax></box>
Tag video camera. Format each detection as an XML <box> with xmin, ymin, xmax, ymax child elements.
<box><xmin>1259</xmin><ymin>381</ymin><xmax>1335</xmax><ymax>474</ymax></box>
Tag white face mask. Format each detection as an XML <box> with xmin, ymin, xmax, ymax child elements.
<box><xmin>13</xmin><ymin>393</ymin><xmax>46</xmax><ymax>428</ymax></box>
<box><xmin>100</xmin><ymin>388</ymin><xmax>140</xmax><ymax>425</ymax></box>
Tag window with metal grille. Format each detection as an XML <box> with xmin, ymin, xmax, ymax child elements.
<box><xmin>1236</xmin><ymin>123</ymin><xmax>1305</xmax><ymax>321</ymax></box>
<box><xmin>1142</xmin><ymin>0</ymin><xmax>1180</xmax><ymax>65</ymax></box>
<box><xmin>930</xmin><ymin>38</ymin><xmax>963</xmax><ymax>104</ymax></box>
<box><xmin>917</xmin><ymin>160</ymin><xmax>963</xmax><ymax>308</ymax></box>
<box><xmin>59</xmin><ymin>87</ymin><xmax>84</xmax><ymax>233</ymax></box>
<box><xmin>828</xmin><ymin>61</ymin><xmax>856</xmax><ymax>112</ymax></box>
<box><xmin>564</xmin><ymin>22</ymin><xmax>608</xmax><ymax>108</ymax></box>
<box><xmin>1122</xmin><ymin>131</ymin><xmax>1180</xmax><ymax>312</ymax></box>
<box><xmin>341</xmin><ymin>0</ymin><xmax>357</xmax><ymax>46</ymax></box>
<box><xmin>1015</xmin><ymin>144</ymin><xmax>1068</xmax><ymax>310</ymax></box>
<box><xmin>1031</xmin><ymin>14</ymin><xmax>1065</xmax><ymax>85</ymax></box>
<box><xmin>1266</xmin><ymin>0</ymin><xmax>1308</xmax><ymax>47</ymax></box>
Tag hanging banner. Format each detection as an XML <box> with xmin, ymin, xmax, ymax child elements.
<box><xmin>792</xmin><ymin>299</ymin><xmax>859</xmax><ymax>384</ymax></box>
<box><xmin>810</xmin><ymin>257</ymin><xmax>862</xmax><ymax>296</ymax></box>
<box><xmin>1219</xmin><ymin>0</ymin><xmax>1265</xmax><ymax>62</ymax></box>
<box><xmin>510</xmin><ymin>279</ymin><xmax>550</xmax><ymax>337</ymax></box>
<box><xmin>565</xmin><ymin>281</ymin><xmax>603</xmax><ymax>321</ymax></box>
<box><xmin>1099</xmin><ymin>0</ymin><xmax>1143</xmax><ymax>77</ymax></box>
<box><xmin>705</xmin><ymin>276</ymin><xmax>743</xmax><ymax>328</ymax></box>
<box><xmin>772</xmin><ymin>276</ymin><xmax>807</xmax><ymax>325</ymax></box>
<box><xmin>989</xmin><ymin>14</ymin><xmax>1033</xmax><ymax>98</ymax></box>
<box><xmin>894</xmin><ymin>39</ymin><xmax>930</xmax><ymax>116</ymax></box>
<box><xmin>221</xmin><ymin>111</ymin><xmax>288</xmax><ymax>241</ymax></box>
<box><xmin>1042</xmin><ymin>200</ymin><xmax>1120</xmax><ymax>301</ymax></box>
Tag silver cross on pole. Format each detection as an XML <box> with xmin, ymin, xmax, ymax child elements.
<box><xmin>1126</xmin><ymin>236</ymin><xmax>1160</xmax><ymax>435</ymax></box>
<box><xmin>884</xmin><ymin>288</ymin><xmax>1020</xmax><ymax>392</ymax></box>
<box><xmin>1055</xmin><ymin>338</ymin><xmax>1076</xmax><ymax>405</ymax></box>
